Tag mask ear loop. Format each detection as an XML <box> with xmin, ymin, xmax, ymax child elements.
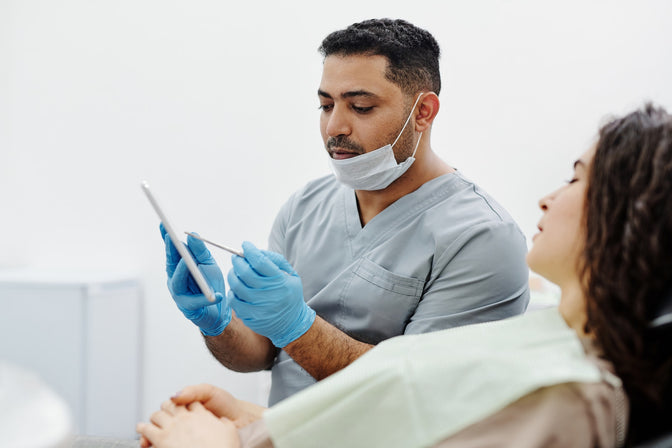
<box><xmin>410</xmin><ymin>132</ymin><xmax>423</xmax><ymax>158</ymax></box>
<box><xmin>391</xmin><ymin>92</ymin><xmax>426</xmax><ymax>148</ymax></box>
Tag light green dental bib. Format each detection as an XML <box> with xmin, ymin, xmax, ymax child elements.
<box><xmin>264</xmin><ymin>308</ymin><xmax>604</xmax><ymax>448</ymax></box>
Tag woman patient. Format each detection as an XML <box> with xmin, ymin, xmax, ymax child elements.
<box><xmin>136</xmin><ymin>104</ymin><xmax>672</xmax><ymax>447</ymax></box>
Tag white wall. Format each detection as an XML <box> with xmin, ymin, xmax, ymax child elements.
<box><xmin>2</xmin><ymin>0</ymin><xmax>672</xmax><ymax>426</ymax></box>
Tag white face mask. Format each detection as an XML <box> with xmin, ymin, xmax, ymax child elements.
<box><xmin>328</xmin><ymin>94</ymin><xmax>424</xmax><ymax>191</ymax></box>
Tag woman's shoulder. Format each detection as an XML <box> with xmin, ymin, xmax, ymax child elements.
<box><xmin>433</xmin><ymin>371</ymin><xmax>627</xmax><ymax>448</ymax></box>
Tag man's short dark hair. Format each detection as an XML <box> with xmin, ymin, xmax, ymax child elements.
<box><xmin>319</xmin><ymin>18</ymin><xmax>441</xmax><ymax>96</ymax></box>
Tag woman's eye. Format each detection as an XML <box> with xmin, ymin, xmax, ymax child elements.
<box><xmin>565</xmin><ymin>177</ymin><xmax>579</xmax><ymax>184</ymax></box>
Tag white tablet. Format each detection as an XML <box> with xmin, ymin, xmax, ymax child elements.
<box><xmin>141</xmin><ymin>181</ymin><xmax>216</xmax><ymax>302</ymax></box>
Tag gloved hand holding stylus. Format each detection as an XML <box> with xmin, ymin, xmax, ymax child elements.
<box><xmin>227</xmin><ymin>242</ymin><xmax>316</xmax><ymax>348</ymax></box>
<box><xmin>161</xmin><ymin>224</ymin><xmax>231</xmax><ymax>336</ymax></box>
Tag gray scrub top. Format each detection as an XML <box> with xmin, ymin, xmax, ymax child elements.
<box><xmin>267</xmin><ymin>171</ymin><xmax>530</xmax><ymax>404</ymax></box>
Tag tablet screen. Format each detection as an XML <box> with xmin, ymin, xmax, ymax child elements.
<box><xmin>141</xmin><ymin>181</ymin><xmax>216</xmax><ymax>302</ymax></box>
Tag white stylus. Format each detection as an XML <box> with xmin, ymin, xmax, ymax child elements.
<box><xmin>184</xmin><ymin>232</ymin><xmax>244</xmax><ymax>257</ymax></box>
<box><xmin>141</xmin><ymin>181</ymin><xmax>217</xmax><ymax>302</ymax></box>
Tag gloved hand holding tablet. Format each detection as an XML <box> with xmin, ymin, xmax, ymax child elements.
<box><xmin>142</xmin><ymin>181</ymin><xmax>231</xmax><ymax>336</ymax></box>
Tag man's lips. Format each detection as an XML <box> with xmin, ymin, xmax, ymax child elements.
<box><xmin>330</xmin><ymin>149</ymin><xmax>360</xmax><ymax>160</ymax></box>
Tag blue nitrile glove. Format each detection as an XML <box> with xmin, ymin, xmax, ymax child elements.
<box><xmin>226</xmin><ymin>241</ymin><xmax>316</xmax><ymax>348</ymax></box>
<box><xmin>161</xmin><ymin>224</ymin><xmax>231</xmax><ymax>336</ymax></box>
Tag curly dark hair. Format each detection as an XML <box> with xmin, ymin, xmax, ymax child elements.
<box><xmin>582</xmin><ymin>104</ymin><xmax>672</xmax><ymax>444</ymax></box>
<box><xmin>318</xmin><ymin>18</ymin><xmax>441</xmax><ymax>96</ymax></box>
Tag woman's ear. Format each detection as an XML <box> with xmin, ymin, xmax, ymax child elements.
<box><xmin>415</xmin><ymin>92</ymin><xmax>440</xmax><ymax>132</ymax></box>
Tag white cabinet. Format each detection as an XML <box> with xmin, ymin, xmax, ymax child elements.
<box><xmin>0</xmin><ymin>269</ymin><xmax>142</xmax><ymax>438</ymax></box>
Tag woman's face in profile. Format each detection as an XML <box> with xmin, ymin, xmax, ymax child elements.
<box><xmin>527</xmin><ymin>146</ymin><xmax>596</xmax><ymax>288</ymax></box>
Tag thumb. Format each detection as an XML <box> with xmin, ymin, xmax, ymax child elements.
<box><xmin>171</xmin><ymin>383</ymin><xmax>215</xmax><ymax>405</ymax></box>
<box><xmin>186</xmin><ymin>401</ymin><xmax>209</xmax><ymax>414</ymax></box>
<box><xmin>187</xmin><ymin>233</ymin><xmax>216</xmax><ymax>264</ymax></box>
<box><xmin>172</xmin><ymin>384</ymin><xmax>238</xmax><ymax>420</ymax></box>
<box><xmin>261</xmin><ymin>250</ymin><xmax>297</xmax><ymax>275</ymax></box>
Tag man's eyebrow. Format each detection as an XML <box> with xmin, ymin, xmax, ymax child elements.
<box><xmin>342</xmin><ymin>90</ymin><xmax>377</xmax><ymax>99</ymax></box>
<box><xmin>317</xmin><ymin>89</ymin><xmax>378</xmax><ymax>99</ymax></box>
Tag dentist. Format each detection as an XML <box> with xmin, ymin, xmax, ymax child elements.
<box><xmin>162</xmin><ymin>18</ymin><xmax>530</xmax><ymax>405</ymax></box>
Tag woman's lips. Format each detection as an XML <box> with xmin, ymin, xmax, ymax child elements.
<box><xmin>532</xmin><ymin>225</ymin><xmax>543</xmax><ymax>241</ymax></box>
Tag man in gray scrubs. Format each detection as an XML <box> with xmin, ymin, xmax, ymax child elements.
<box><xmin>163</xmin><ymin>18</ymin><xmax>530</xmax><ymax>405</ymax></box>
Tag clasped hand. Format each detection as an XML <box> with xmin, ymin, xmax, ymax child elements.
<box><xmin>137</xmin><ymin>384</ymin><xmax>266</xmax><ymax>448</ymax></box>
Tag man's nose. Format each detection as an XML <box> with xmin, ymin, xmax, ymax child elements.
<box><xmin>325</xmin><ymin>106</ymin><xmax>351</xmax><ymax>137</ymax></box>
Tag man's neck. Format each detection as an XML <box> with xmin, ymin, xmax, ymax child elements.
<box><xmin>354</xmin><ymin>149</ymin><xmax>453</xmax><ymax>226</ymax></box>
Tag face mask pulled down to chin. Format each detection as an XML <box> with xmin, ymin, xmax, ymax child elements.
<box><xmin>328</xmin><ymin>94</ymin><xmax>424</xmax><ymax>191</ymax></box>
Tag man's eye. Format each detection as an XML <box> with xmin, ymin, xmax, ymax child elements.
<box><xmin>318</xmin><ymin>104</ymin><xmax>333</xmax><ymax>112</ymax></box>
<box><xmin>352</xmin><ymin>106</ymin><xmax>373</xmax><ymax>113</ymax></box>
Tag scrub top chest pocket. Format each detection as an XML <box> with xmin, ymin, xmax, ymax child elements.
<box><xmin>337</xmin><ymin>258</ymin><xmax>425</xmax><ymax>344</ymax></box>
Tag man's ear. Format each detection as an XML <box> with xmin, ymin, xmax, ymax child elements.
<box><xmin>414</xmin><ymin>92</ymin><xmax>440</xmax><ymax>132</ymax></box>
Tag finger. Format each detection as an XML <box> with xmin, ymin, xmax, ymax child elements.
<box><xmin>226</xmin><ymin>268</ymin><xmax>265</xmax><ymax>306</ymax></box>
<box><xmin>136</xmin><ymin>422</ymin><xmax>160</xmax><ymax>445</ymax></box>
<box><xmin>139</xmin><ymin>435</ymin><xmax>151</xmax><ymax>448</ymax></box>
<box><xmin>164</xmin><ymin>232</ymin><xmax>181</xmax><ymax>278</ymax></box>
<box><xmin>172</xmin><ymin>260</ymin><xmax>221</xmax><ymax>308</ymax></box>
<box><xmin>227</xmin><ymin>265</ymin><xmax>253</xmax><ymax>299</ymax></box>
<box><xmin>160</xmin><ymin>399</ymin><xmax>178</xmax><ymax>415</ymax></box>
<box><xmin>172</xmin><ymin>250</ymin><xmax>224</xmax><ymax>305</ymax></box>
<box><xmin>186</xmin><ymin>401</ymin><xmax>208</xmax><ymax>413</ymax></box>
<box><xmin>172</xmin><ymin>383</ymin><xmax>240</xmax><ymax>420</ymax></box>
<box><xmin>170</xmin><ymin>258</ymin><xmax>194</xmax><ymax>295</ymax></box>
<box><xmin>171</xmin><ymin>383</ymin><xmax>217</xmax><ymax>406</ymax></box>
<box><xmin>226</xmin><ymin>289</ymin><xmax>237</xmax><ymax>305</ymax></box>
<box><xmin>241</xmin><ymin>241</ymin><xmax>282</xmax><ymax>277</ymax></box>
<box><xmin>171</xmin><ymin>404</ymin><xmax>190</xmax><ymax>415</ymax></box>
<box><xmin>228</xmin><ymin>290</ymin><xmax>257</xmax><ymax>317</ymax></box>
<box><xmin>261</xmin><ymin>250</ymin><xmax>297</xmax><ymax>275</ymax></box>
<box><xmin>149</xmin><ymin>409</ymin><xmax>171</xmax><ymax>428</ymax></box>
<box><xmin>187</xmin><ymin>233</ymin><xmax>216</xmax><ymax>265</ymax></box>
<box><xmin>229</xmin><ymin>256</ymin><xmax>274</xmax><ymax>290</ymax></box>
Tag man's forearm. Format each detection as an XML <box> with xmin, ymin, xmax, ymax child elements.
<box><xmin>204</xmin><ymin>315</ymin><xmax>278</xmax><ymax>372</ymax></box>
<box><xmin>283</xmin><ymin>316</ymin><xmax>373</xmax><ymax>380</ymax></box>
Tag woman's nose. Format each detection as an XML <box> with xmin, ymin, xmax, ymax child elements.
<box><xmin>538</xmin><ymin>193</ymin><xmax>552</xmax><ymax>211</ymax></box>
